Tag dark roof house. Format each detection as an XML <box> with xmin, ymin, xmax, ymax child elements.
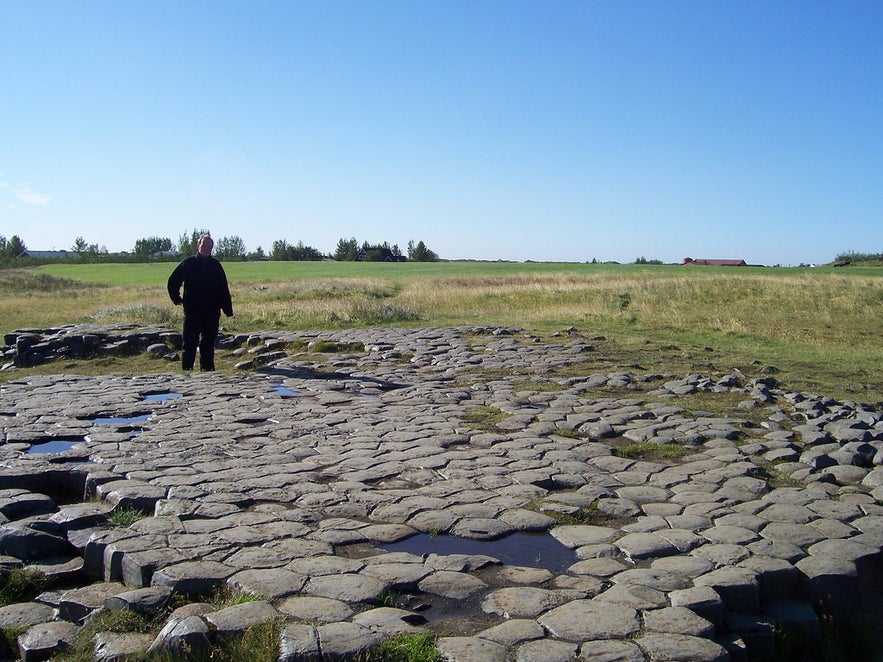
<box><xmin>354</xmin><ymin>247</ymin><xmax>406</xmax><ymax>262</ymax></box>
<box><xmin>18</xmin><ymin>250</ymin><xmax>75</xmax><ymax>259</ymax></box>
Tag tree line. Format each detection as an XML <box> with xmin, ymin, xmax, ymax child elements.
<box><xmin>0</xmin><ymin>231</ymin><xmax>440</xmax><ymax>264</ymax></box>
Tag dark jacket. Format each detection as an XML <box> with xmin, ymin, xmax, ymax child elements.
<box><xmin>167</xmin><ymin>254</ymin><xmax>233</xmax><ymax>317</ymax></box>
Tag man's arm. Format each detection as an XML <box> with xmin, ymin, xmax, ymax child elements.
<box><xmin>167</xmin><ymin>261</ymin><xmax>186</xmax><ymax>305</ymax></box>
<box><xmin>217</xmin><ymin>262</ymin><xmax>233</xmax><ymax>316</ymax></box>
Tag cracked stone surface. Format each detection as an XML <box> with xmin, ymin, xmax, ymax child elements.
<box><xmin>2</xmin><ymin>324</ymin><xmax>883</xmax><ymax>660</ymax></box>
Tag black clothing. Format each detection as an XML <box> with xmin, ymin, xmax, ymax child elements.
<box><xmin>182</xmin><ymin>311</ymin><xmax>220</xmax><ymax>371</ymax></box>
<box><xmin>167</xmin><ymin>254</ymin><xmax>233</xmax><ymax>317</ymax></box>
<box><xmin>167</xmin><ymin>254</ymin><xmax>232</xmax><ymax>371</ymax></box>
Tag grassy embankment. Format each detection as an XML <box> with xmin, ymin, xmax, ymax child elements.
<box><xmin>2</xmin><ymin>261</ymin><xmax>882</xmax><ymax>404</ymax></box>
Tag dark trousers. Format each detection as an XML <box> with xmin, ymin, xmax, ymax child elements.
<box><xmin>182</xmin><ymin>312</ymin><xmax>220</xmax><ymax>371</ymax></box>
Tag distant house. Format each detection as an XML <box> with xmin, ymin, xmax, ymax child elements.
<box><xmin>682</xmin><ymin>257</ymin><xmax>747</xmax><ymax>267</ymax></box>
<box><xmin>354</xmin><ymin>247</ymin><xmax>406</xmax><ymax>262</ymax></box>
<box><xmin>18</xmin><ymin>250</ymin><xmax>76</xmax><ymax>259</ymax></box>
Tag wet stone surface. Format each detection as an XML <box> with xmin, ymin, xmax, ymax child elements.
<box><xmin>2</xmin><ymin>324</ymin><xmax>883</xmax><ymax>660</ymax></box>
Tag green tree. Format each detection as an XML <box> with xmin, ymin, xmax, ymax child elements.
<box><xmin>271</xmin><ymin>239</ymin><xmax>323</xmax><ymax>261</ymax></box>
<box><xmin>407</xmin><ymin>240</ymin><xmax>439</xmax><ymax>262</ymax></box>
<box><xmin>215</xmin><ymin>235</ymin><xmax>247</xmax><ymax>260</ymax></box>
<box><xmin>72</xmin><ymin>236</ymin><xmax>89</xmax><ymax>254</ymax></box>
<box><xmin>0</xmin><ymin>235</ymin><xmax>27</xmax><ymax>259</ymax></box>
<box><xmin>271</xmin><ymin>239</ymin><xmax>292</xmax><ymax>260</ymax></box>
<box><xmin>333</xmin><ymin>237</ymin><xmax>359</xmax><ymax>261</ymax></box>
<box><xmin>247</xmin><ymin>246</ymin><xmax>267</xmax><ymax>261</ymax></box>
<box><xmin>291</xmin><ymin>240</ymin><xmax>323</xmax><ymax>260</ymax></box>
<box><xmin>133</xmin><ymin>237</ymin><xmax>173</xmax><ymax>257</ymax></box>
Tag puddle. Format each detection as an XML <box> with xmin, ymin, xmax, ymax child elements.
<box><xmin>28</xmin><ymin>440</ymin><xmax>86</xmax><ymax>454</ymax></box>
<box><xmin>379</xmin><ymin>532</ymin><xmax>578</xmax><ymax>573</ymax></box>
<box><xmin>142</xmin><ymin>392</ymin><xmax>182</xmax><ymax>402</ymax></box>
<box><xmin>92</xmin><ymin>414</ymin><xmax>150</xmax><ymax>426</ymax></box>
<box><xmin>270</xmin><ymin>385</ymin><xmax>299</xmax><ymax>397</ymax></box>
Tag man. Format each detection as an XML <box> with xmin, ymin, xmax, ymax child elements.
<box><xmin>167</xmin><ymin>234</ymin><xmax>233</xmax><ymax>371</ymax></box>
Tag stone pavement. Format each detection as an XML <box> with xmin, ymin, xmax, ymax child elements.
<box><xmin>1</xmin><ymin>325</ymin><xmax>883</xmax><ymax>660</ymax></box>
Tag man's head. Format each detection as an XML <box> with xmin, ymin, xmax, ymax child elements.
<box><xmin>197</xmin><ymin>234</ymin><xmax>214</xmax><ymax>257</ymax></box>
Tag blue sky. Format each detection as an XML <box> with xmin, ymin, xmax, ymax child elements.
<box><xmin>2</xmin><ymin>1</ymin><xmax>881</xmax><ymax>265</ymax></box>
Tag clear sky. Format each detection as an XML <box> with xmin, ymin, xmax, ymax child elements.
<box><xmin>2</xmin><ymin>1</ymin><xmax>881</xmax><ymax>265</ymax></box>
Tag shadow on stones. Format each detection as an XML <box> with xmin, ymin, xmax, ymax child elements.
<box><xmin>1</xmin><ymin>468</ymin><xmax>89</xmax><ymax>506</ymax></box>
<box><xmin>255</xmin><ymin>365</ymin><xmax>409</xmax><ymax>391</ymax></box>
<box><xmin>393</xmin><ymin>592</ymin><xmax>502</xmax><ymax>636</ymax></box>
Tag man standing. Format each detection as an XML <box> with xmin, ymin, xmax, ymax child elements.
<box><xmin>167</xmin><ymin>234</ymin><xmax>233</xmax><ymax>371</ymax></box>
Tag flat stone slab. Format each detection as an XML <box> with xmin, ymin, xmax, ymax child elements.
<box><xmin>437</xmin><ymin>636</ymin><xmax>508</xmax><ymax>662</ymax></box>
<box><xmin>277</xmin><ymin>596</ymin><xmax>354</xmax><ymax>623</ymax></box>
<box><xmin>538</xmin><ymin>600</ymin><xmax>640</xmax><ymax>640</ymax></box>
<box><xmin>150</xmin><ymin>561</ymin><xmax>233</xmax><ymax>596</ymax></box>
<box><xmin>481</xmin><ymin>587</ymin><xmax>572</xmax><ymax>619</ymax></box>
<box><xmin>0</xmin><ymin>602</ymin><xmax>56</xmax><ymax>629</ymax></box>
<box><xmin>634</xmin><ymin>632</ymin><xmax>730</xmax><ymax>661</ymax></box>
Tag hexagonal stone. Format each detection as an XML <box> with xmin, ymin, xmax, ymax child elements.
<box><xmin>17</xmin><ymin>620</ymin><xmax>80</xmax><ymax>661</ymax></box>
<box><xmin>515</xmin><ymin>638</ymin><xmax>579</xmax><ymax>662</ymax></box>
<box><xmin>634</xmin><ymin>632</ymin><xmax>729</xmax><ymax>661</ymax></box>
<box><xmin>97</xmin><ymin>480</ymin><xmax>167</xmax><ymax>512</ymax></box>
<box><xmin>481</xmin><ymin>587</ymin><xmax>571</xmax><ymax>619</ymax></box>
<box><xmin>642</xmin><ymin>606</ymin><xmax>715</xmax><ymax>638</ymax></box>
<box><xmin>578</xmin><ymin>639</ymin><xmax>645</xmax><ymax>662</ymax></box>
<box><xmin>538</xmin><ymin>600</ymin><xmax>640</xmax><ymax>640</ymax></box>
<box><xmin>286</xmin><ymin>554</ymin><xmax>364</xmax><ymax>576</ymax></box>
<box><xmin>615</xmin><ymin>532</ymin><xmax>680</xmax><ymax>561</ymax></box>
<box><xmin>594</xmin><ymin>584</ymin><xmax>668</xmax><ymax>610</ymax></box>
<box><xmin>361</xmin><ymin>562</ymin><xmax>431</xmax><ymax>590</ymax></box>
<box><xmin>150</xmin><ymin>560</ymin><xmax>233</xmax><ymax>597</ymax></box>
<box><xmin>278</xmin><ymin>596</ymin><xmax>354</xmax><ymax>624</ymax></box>
<box><xmin>418</xmin><ymin>570</ymin><xmax>487</xmax><ymax>600</ymax></box>
<box><xmin>477</xmin><ymin>619</ymin><xmax>545</xmax><ymax>646</ymax></box>
<box><xmin>668</xmin><ymin>586</ymin><xmax>724</xmax><ymax>623</ymax></box>
<box><xmin>498</xmin><ymin>508</ymin><xmax>557</xmax><ymax>532</ymax></box>
<box><xmin>204</xmin><ymin>600</ymin><xmax>280</xmax><ymax>639</ymax></box>
<box><xmin>437</xmin><ymin>636</ymin><xmax>507</xmax><ymax>662</ymax></box>
<box><xmin>351</xmin><ymin>607</ymin><xmax>426</xmax><ymax>636</ymax></box>
<box><xmin>304</xmin><ymin>573</ymin><xmax>387</xmax><ymax>603</ymax></box>
<box><xmin>700</xmin><ymin>525</ymin><xmax>759</xmax><ymax>545</ymax></box>
<box><xmin>104</xmin><ymin>586</ymin><xmax>172</xmax><ymax>615</ymax></box>
<box><xmin>93</xmin><ymin>631</ymin><xmax>154</xmax><ymax>662</ymax></box>
<box><xmin>0</xmin><ymin>602</ymin><xmax>56</xmax><ymax>629</ymax></box>
<box><xmin>760</xmin><ymin>522</ymin><xmax>825</xmax><ymax>548</ymax></box>
<box><xmin>611</xmin><ymin>568</ymin><xmax>689</xmax><ymax>592</ymax></box>
<box><xmin>550</xmin><ymin>525</ymin><xmax>619</xmax><ymax>548</ymax></box>
<box><xmin>226</xmin><ymin>568</ymin><xmax>306</xmax><ymax>599</ymax></box>
<box><xmin>279</xmin><ymin>623</ymin><xmax>320</xmax><ymax>662</ymax></box>
<box><xmin>0</xmin><ymin>491</ymin><xmax>56</xmax><ymax>520</ymax></box>
<box><xmin>147</xmin><ymin>615</ymin><xmax>211</xmax><ymax>657</ymax></box>
<box><xmin>694</xmin><ymin>566</ymin><xmax>759</xmax><ymax>612</ymax></box>
<box><xmin>58</xmin><ymin>582</ymin><xmax>127</xmax><ymax>622</ymax></box>
<box><xmin>794</xmin><ymin>555</ymin><xmax>860</xmax><ymax>615</ymax></box>
<box><xmin>451</xmin><ymin>518</ymin><xmax>514</xmax><ymax>540</ymax></box>
<box><xmin>316</xmin><ymin>622</ymin><xmax>381</xmax><ymax>659</ymax></box>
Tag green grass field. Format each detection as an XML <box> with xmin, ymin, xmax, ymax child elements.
<box><xmin>3</xmin><ymin>260</ymin><xmax>882</xmax><ymax>404</ymax></box>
